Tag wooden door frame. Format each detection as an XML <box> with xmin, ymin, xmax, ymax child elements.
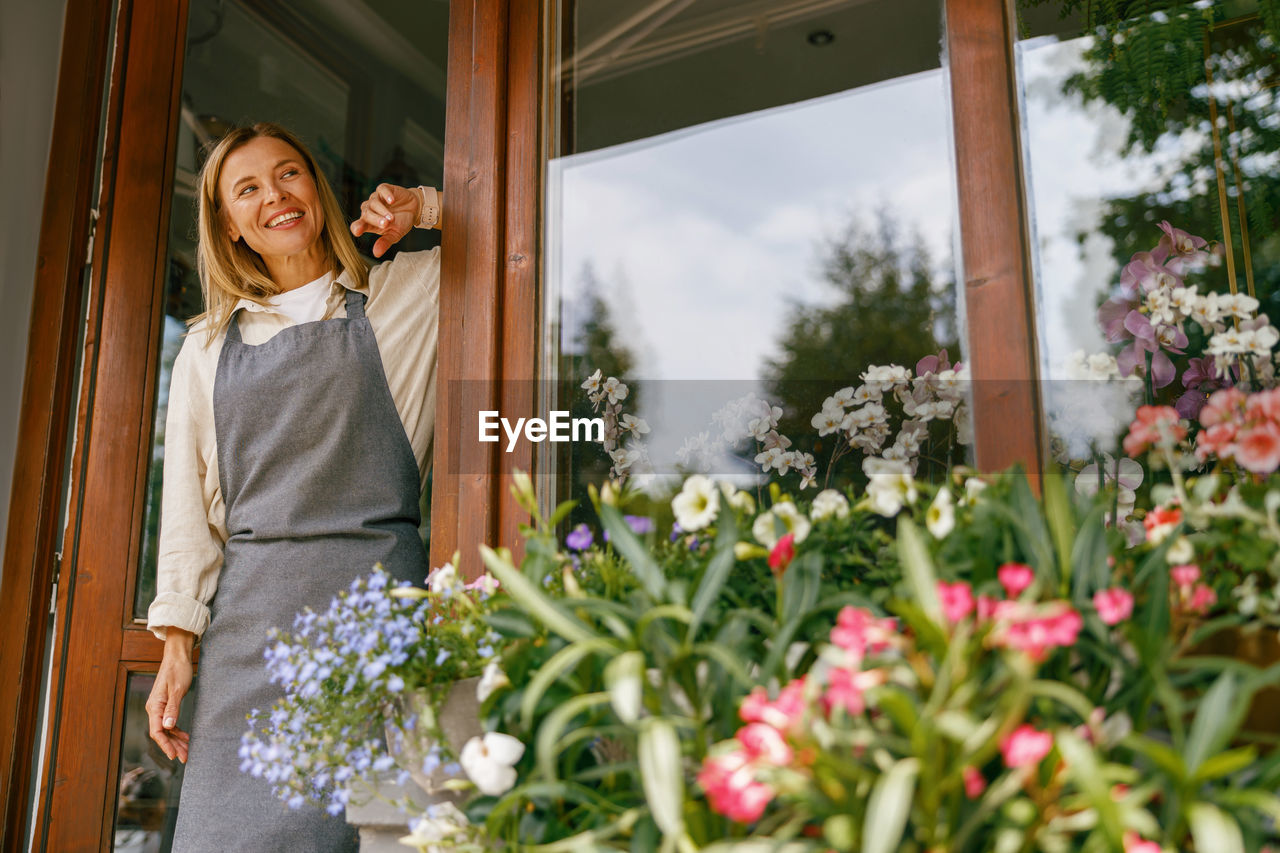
<box><xmin>0</xmin><ymin>0</ymin><xmax>118</xmax><ymax>847</ymax></box>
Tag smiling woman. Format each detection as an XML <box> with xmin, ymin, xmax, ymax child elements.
<box><xmin>141</xmin><ymin>122</ymin><xmax>444</xmax><ymax>853</ymax></box>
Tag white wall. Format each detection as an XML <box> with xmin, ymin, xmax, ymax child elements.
<box><xmin>0</xmin><ymin>0</ymin><xmax>70</xmax><ymax>587</ymax></box>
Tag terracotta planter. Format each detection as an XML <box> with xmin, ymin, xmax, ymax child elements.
<box><xmin>1190</xmin><ymin>627</ymin><xmax>1280</xmax><ymax>735</ymax></box>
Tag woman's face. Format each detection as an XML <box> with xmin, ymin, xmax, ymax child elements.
<box><xmin>218</xmin><ymin>135</ymin><xmax>324</xmax><ymax>262</ymax></box>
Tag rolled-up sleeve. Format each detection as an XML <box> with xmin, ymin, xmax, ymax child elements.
<box><xmin>146</xmin><ymin>342</ymin><xmax>224</xmax><ymax>641</ymax></box>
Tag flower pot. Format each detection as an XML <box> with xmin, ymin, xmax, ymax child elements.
<box><xmin>1189</xmin><ymin>626</ymin><xmax>1280</xmax><ymax>735</ymax></box>
<box><xmin>385</xmin><ymin>676</ymin><xmax>484</xmax><ymax>794</ymax></box>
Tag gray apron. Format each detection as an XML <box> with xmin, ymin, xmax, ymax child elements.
<box><xmin>172</xmin><ymin>287</ymin><xmax>428</xmax><ymax>852</ymax></box>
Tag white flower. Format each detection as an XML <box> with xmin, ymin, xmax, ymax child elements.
<box><xmin>1170</xmin><ymin>285</ymin><xmax>1199</xmax><ymax>316</ymax></box>
<box><xmin>671</xmin><ymin>475</ymin><xmax>719</xmax><ymax>531</ymax></box>
<box><xmin>851</xmin><ymin>384</ymin><xmax>881</xmax><ymax>404</ymax></box>
<box><xmin>960</xmin><ymin>477</ymin><xmax>987</xmax><ymax>506</ymax></box>
<box><xmin>845</xmin><ymin>403</ymin><xmax>886</xmax><ymax>431</ymax></box>
<box><xmin>1188</xmin><ymin>295</ymin><xmax>1223</xmax><ymax>329</ymax></box>
<box><xmin>581</xmin><ymin>369</ymin><xmax>602</xmax><ymax>395</ymax></box>
<box><xmin>810</xmin><ymin>489</ymin><xmax>849</xmax><ymax>521</ymax></box>
<box><xmin>1145</xmin><ymin>289</ymin><xmax>1177</xmax><ymax>325</ymax></box>
<box><xmin>1218</xmin><ymin>292</ymin><xmax>1260</xmax><ymax>319</ymax></box>
<box><xmin>602</xmin><ymin>377</ymin><xmax>628</xmax><ymax>404</ymax></box>
<box><xmin>863</xmin><ymin>457</ymin><xmax>917</xmax><ymax>517</ymax></box>
<box><xmin>399</xmin><ymin>802</ymin><xmax>468</xmax><ymax>851</ymax></box>
<box><xmin>811</xmin><ymin>405</ymin><xmax>845</xmax><ymax>436</ymax></box>
<box><xmin>620</xmin><ymin>414</ymin><xmax>650</xmax><ymax>435</ymax></box>
<box><xmin>721</xmin><ymin>482</ymin><xmax>756</xmax><ymax>514</ymax></box>
<box><xmin>1208</xmin><ymin>328</ymin><xmax>1252</xmax><ymax>356</ymax></box>
<box><xmin>1165</xmin><ymin>536</ymin><xmax>1194</xmax><ymax>565</ymax></box>
<box><xmin>428</xmin><ymin>563</ymin><xmax>460</xmax><ymax>593</ymax></box>
<box><xmin>752</xmin><ymin>500</ymin><xmax>811</xmax><ymax>548</ymax></box>
<box><xmin>1252</xmin><ymin>324</ymin><xmax>1279</xmax><ymax>353</ymax></box>
<box><xmin>477</xmin><ymin>661</ymin><xmax>510</xmax><ymax>703</ymax></box>
<box><xmin>925</xmin><ymin>488</ymin><xmax>955</xmax><ymax>538</ymax></box>
<box><xmin>754</xmin><ymin>446</ymin><xmax>784</xmax><ymax>473</ymax></box>
<box><xmin>829</xmin><ymin>386</ymin><xmax>856</xmax><ymax>408</ymax></box>
<box><xmin>459</xmin><ymin>733</ymin><xmax>524</xmax><ymax>796</ymax></box>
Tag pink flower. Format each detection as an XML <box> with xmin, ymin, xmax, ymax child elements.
<box><xmin>962</xmin><ymin>765</ymin><xmax>986</xmax><ymax>799</ymax></box>
<box><xmin>1001</xmin><ymin>724</ymin><xmax>1054</xmax><ymax>769</ymax></box>
<box><xmin>740</xmin><ymin>679</ymin><xmax>807</xmax><ymax>732</ymax></box>
<box><xmin>1143</xmin><ymin>506</ymin><xmax>1183</xmax><ymax>543</ymax></box>
<box><xmin>1200</xmin><ymin>387</ymin><xmax>1247</xmax><ymax>427</ymax></box>
<box><xmin>915</xmin><ymin>348</ymin><xmax>951</xmax><ymax>376</ymax></box>
<box><xmin>1158</xmin><ymin>221</ymin><xmax>1208</xmax><ymax>258</ymax></box>
<box><xmin>938</xmin><ymin>580</ymin><xmax>975</xmax><ymax>623</ymax></box>
<box><xmin>736</xmin><ymin>723</ymin><xmax>793</xmax><ymax>767</ymax></box>
<box><xmin>767</xmin><ymin>532</ymin><xmax>796</xmax><ymax>577</ymax></box>
<box><xmin>1246</xmin><ymin>387</ymin><xmax>1280</xmax><ymax>421</ymax></box>
<box><xmin>1188</xmin><ymin>584</ymin><xmax>1217</xmax><ymax>614</ymax></box>
<box><xmin>1123</xmin><ymin>406</ymin><xmax>1187</xmax><ymax>457</ymax></box>
<box><xmin>697</xmin><ymin>750</ymin><xmax>774</xmax><ymax>823</ymax></box>
<box><xmin>830</xmin><ymin>606</ymin><xmax>897</xmax><ymax>661</ymax></box>
<box><xmin>998</xmin><ymin>563</ymin><xmax>1034</xmax><ymax>598</ymax></box>
<box><xmin>1124</xmin><ymin>831</ymin><xmax>1162</xmax><ymax>853</ymax></box>
<box><xmin>822</xmin><ymin>667</ymin><xmax>886</xmax><ymax>718</ymax></box>
<box><xmin>976</xmin><ymin>594</ymin><xmax>999</xmax><ymax>621</ymax></box>
<box><xmin>1170</xmin><ymin>564</ymin><xmax>1201</xmax><ymax>589</ymax></box>
<box><xmin>991</xmin><ymin>602</ymin><xmax>1082</xmax><ymax>660</ymax></box>
<box><xmin>1196</xmin><ymin>422</ymin><xmax>1238</xmax><ymax>462</ymax></box>
<box><xmin>1093</xmin><ymin>588</ymin><xmax>1134</xmax><ymax>625</ymax></box>
<box><xmin>1235</xmin><ymin>422</ymin><xmax>1280</xmax><ymax>474</ymax></box>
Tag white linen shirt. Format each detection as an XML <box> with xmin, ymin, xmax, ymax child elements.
<box><xmin>145</xmin><ymin>247</ymin><xmax>440</xmax><ymax>642</ymax></box>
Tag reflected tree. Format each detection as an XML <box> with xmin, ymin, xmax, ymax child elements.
<box><xmin>1020</xmin><ymin>0</ymin><xmax>1280</xmax><ymax>315</ymax></box>
<box><xmin>762</xmin><ymin>210</ymin><xmax>959</xmax><ymax>490</ymax></box>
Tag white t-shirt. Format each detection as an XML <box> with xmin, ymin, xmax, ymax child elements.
<box><xmin>266</xmin><ymin>272</ymin><xmax>333</xmax><ymax>324</ymax></box>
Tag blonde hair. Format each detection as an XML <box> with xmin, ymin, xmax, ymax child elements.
<box><xmin>192</xmin><ymin>122</ymin><xmax>368</xmax><ymax>343</ymax></box>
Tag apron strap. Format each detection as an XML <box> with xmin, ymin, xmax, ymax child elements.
<box><xmin>225</xmin><ymin>307</ymin><xmax>245</xmax><ymax>344</ymax></box>
<box><xmin>344</xmin><ymin>286</ymin><xmax>367</xmax><ymax>320</ymax></box>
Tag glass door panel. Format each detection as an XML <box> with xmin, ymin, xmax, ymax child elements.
<box><xmin>544</xmin><ymin>0</ymin><xmax>967</xmax><ymax>519</ymax></box>
<box><xmin>1016</xmin><ymin>1</ymin><xmax>1279</xmax><ymax>503</ymax></box>
<box><xmin>110</xmin><ymin>673</ymin><xmax>190</xmax><ymax>852</ymax></box>
<box><xmin>133</xmin><ymin>0</ymin><xmax>448</xmax><ymax>620</ymax></box>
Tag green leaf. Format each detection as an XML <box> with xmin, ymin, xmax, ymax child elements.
<box><xmin>1041</xmin><ymin>471</ymin><xmax>1076</xmax><ymax>591</ymax></box>
<box><xmin>781</xmin><ymin>551</ymin><xmax>822</xmax><ymax>626</ymax></box>
<box><xmin>863</xmin><ymin>757</ymin><xmax>918</xmax><ymax>853</ymax></box>
<box><xmin>1056</xmin><ymin>729</ymin><xmax>1123</xmax><ymax>848</ymax></box>
<box><xmin>1188</xmin><ymin>802</ymin><xmax>1244</xmax><ymax>853</ymax></box>
<box><xmin>1215</xmin><ymin>788</ymin><xmax>1280</xmax><ymax>823</ymax></box>
<box><xmin>520</xmin><ymin>637</ymin><xmax>618</xmax><ymax>728</ymax></box>
<box><xmin>605</xmin><ymin>650</ymin><xmax>645</xmax><ymax>724</ymax></box>
<box><xmin>481</xmin><ymin>545</ymin><xmax>599</xmax><ymax>644</ymax></box>
<box><xmin>548</xmin><ymin>499</ymin><xmax>578</xmax><ymax>528</ymax></box>
<box><xmin>1028</xmin><ymin>680</ymin><xmax>1096</xmax><ymax>723</ymax></box>
<box><xmin>687</xmin><ymin>513</ymin><xmax>738</xmax><ymax>643</ymax></box>
<box><xmin>1194</xmin><ymin>746</ymin><xmax>1257</xmax><ymax>783</ymax></box>
<box><xmin>600</xmin><ymin>504</ymin><xmax>667</xmax><ymax>600</ymax></box>
<box><xmin>535</xmin><ymin>692</ymin><xmax>613</xmax><ymax>783</ymax></box>
<box><xmin>897</xmin><ymin>518</ymin><xmax>941</xmax><ymax>627</ymax></box>
<box><xmin>1185</xmin><ymin>672</ymin><xmax>1241</xmax><ymax>775</ymax></box>
<box><xmin>1069</xmin><ymin>504</ymin><xmax>1110</xmax><ymax>602</ymax></box>
<box><xmin>637</xmin><ymin>719</ymin><xmax>685</xmax><ymax>839</ymax></box>
<box><xmin>1123</xmin><ymin>734</ymin><xmax>1187</xmax><ymax>783</ymax></box>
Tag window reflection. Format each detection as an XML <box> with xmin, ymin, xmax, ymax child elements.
<box><xmin>1018</xmin><ymin>1</ymin><xmax>1279</xmax><ymax>477</ymax></box>
<box><xmin>112</xmin><ymin>674</ymin><xmax>187</xmax><ymax>852</ymax></box>
<box><xmin>546</xmin><ymin>0</ymin><xmax>966</xmax><ymax>515</ymax></box>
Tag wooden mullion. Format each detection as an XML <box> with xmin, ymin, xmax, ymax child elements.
<box><xmin>496</xmin><ymin>0</ymin><xmax>541</xmax><ymax>562</ymax></box>
<box><xmin>0</xmin><ymin>0</ymin><xmax>117</xmax><ymax>847</ymax></box>
<box><xmin>945</xmin><ymin>0</ymin><xmax>1044</xmax><ymax>485</ymax></box>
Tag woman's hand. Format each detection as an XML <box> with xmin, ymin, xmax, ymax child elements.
<box><xmin>146</xmin><ymin>630</ymin><xmax>195</xmax><ymax>763</ymax></box>
<box><xmin>350</xmin><ymin>183</ymin><xmax>437</xmax><ymax>258</ymax></box>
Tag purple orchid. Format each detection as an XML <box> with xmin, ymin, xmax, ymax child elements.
<box><xmin>1115</xmin><ymin>310</ymin><xmax>1187</xmax><ymax>389</ymax></box>
<box><xmin>1175</xmin><ymin>356</ymin><xmax>1231</xmax><ymax>419</ymax></box>
<box><xmin>915</xmin><ymin>348</ymin><xmax>951</xmax><ymax>377</ymax></box>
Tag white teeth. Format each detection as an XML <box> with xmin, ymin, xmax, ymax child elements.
<box><xmin>267</xmin><ymin>211</ymin><xmax>303</xmax><ymax>228</ymax></box>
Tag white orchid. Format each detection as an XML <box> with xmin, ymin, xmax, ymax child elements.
<box><xmin>427</xmin><ymin>563</ymin><xmax>460</xmax><ymax>594</ymax></box>
<box><xmin>580</xmin><ymin>369</ymin><xmax>602</xmax><ymax>395</ymax></box>
<box><xmin>811</xmin><ymin>405</ymin><xmax>846</xmax><ymax>436</ymax></box>
<box><xmin>672</xmin><ymin>475</ymin><xmax>719</xmax><ymax>531</ymax></box>
<box><xmin>459</xmin><ymin>733</ymin><xmax>524</xmax><ymax>796</ymax></box>
<box><xmin>863</xmin><ymin>457</ymin><xmax>917</xmax><ymax>517</ymax></box>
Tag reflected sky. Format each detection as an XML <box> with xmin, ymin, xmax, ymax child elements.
<box><xmin>549</xmin><ymin>67</ymin><xmax>958</xmax><ymax>383</ymax></box>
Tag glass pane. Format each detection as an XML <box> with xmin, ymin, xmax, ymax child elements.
<box><xmin>544</xmin><ymin>0</ymin><xmax>966</xmax><ymax>517</ymax></box>
<box><xmin>1017</xmin><ymin>2</ymin><xmax>1279</xmax><ymax>473</ymax></box>
<box><xmin>111</xmin><ymin>673</ymin><xmax>188</xmax><ymax>852</ymax></box>
<box><xmin>134</xmin><ymin>0</ymin><xmax>448</xmax><ymax>618</ymax></box>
